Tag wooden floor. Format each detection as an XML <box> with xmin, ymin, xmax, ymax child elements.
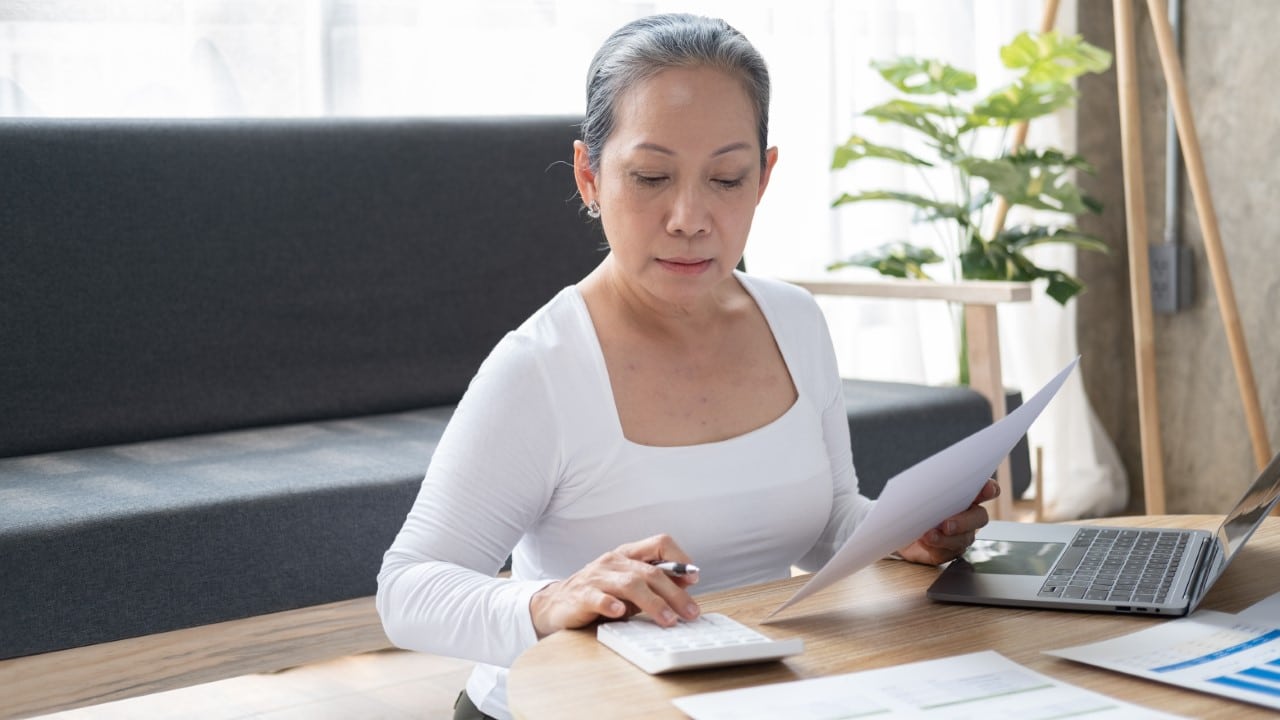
<box><xmin>32</xmin><ymin>650</ymin><xmax>474</xmax><ymax>720</ymax></box>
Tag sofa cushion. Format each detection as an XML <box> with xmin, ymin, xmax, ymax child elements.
<box><xmin>845</xmin><ymin>379</ymin><xmax>1032</xmax><ymax>500</ymax></box>
<box><xmin>0</xmin><ymin>408</ymin><xmax>451</xmax><ymax>660</ymax></box>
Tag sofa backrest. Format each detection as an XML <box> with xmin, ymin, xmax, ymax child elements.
<box><xmin>0</xmin><ymin>117</ymin><xmax>603</xmax><ymax>458</ymax></box>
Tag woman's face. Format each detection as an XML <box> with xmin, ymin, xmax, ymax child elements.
<box><xmin>575</xmin><ymin>65</ymin><xmax>777</xmax><ymax>308</ymax></box>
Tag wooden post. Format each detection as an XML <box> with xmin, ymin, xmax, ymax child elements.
<box><xmin>989</xmin><ymin>0</ymin><xmax>1062</xmax><ymax>236</ymax></box>
<box><xmin>982</xmin><ymin>0</ymin><xmax>1062</xmax><ymax>518</ymax></box>
<box><xmin>1145</xmin><ymin>0</ymin><xmax>1272</xmax><ymax>471</ymax></box>
<box><xmin>1114</xmin><ymin>0</ymin><xmax>1167</xmax><ymax>513</ymax></box>
<box><xmin>965</xmin><ymin>303</ymin><xmax>1014</xmax><ymax>520</ymax></box>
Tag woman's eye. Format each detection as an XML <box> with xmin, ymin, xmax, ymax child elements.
<box><xmin>714</xmin><ymin>177</ymin><xmax>745</xmax><ymax>189</ymax></box>
<box><xmin>634</xmin><ymin>174</ymin><xmax>668</xmax><ymax>187</ymax></box>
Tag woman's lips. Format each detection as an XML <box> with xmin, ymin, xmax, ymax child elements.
<box><xmin>657</xmin><ymin>258</ymin><xmax>712</xmax><ymax>275</ymax></box>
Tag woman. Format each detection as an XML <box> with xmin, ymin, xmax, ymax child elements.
<box><xmin>377</xmin><ymin>14</ymin><xmax>996</xmax><ymax>720</ymax></box>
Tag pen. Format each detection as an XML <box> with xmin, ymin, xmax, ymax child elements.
<box><xmin>651</xmin><ymin>561</ymin><xmax>700</xmax><ymax>577</ymax></box>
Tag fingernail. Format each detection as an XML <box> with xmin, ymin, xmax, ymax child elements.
<box><xmin>660</xmin><ymin>609</ymin><xmax>677</xmax><ymax>624</ymax></box>
<box><xmin>609</xmin><ymin>600</ymin><xmax>624</xmax><ymax>615</ymax></box>
<box><xmin>685</xmin><ymin>603</ymin><xmax>700</xmax><ymax>618</ymax></box>
<box><xmin>945</xmin><ymin>521</ymin><xmax>955</xmax><ymax>534</ymax></box>
<box><xmin>929</xmin><ymin>530</ymin><xmax>942</xmax><ymax>543</ymax></box>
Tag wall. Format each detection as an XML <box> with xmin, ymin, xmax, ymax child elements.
<box><xmin>1076</xmin><ymin>0</ymin><xmax>1280</xmax><ymax>514</ymax></box>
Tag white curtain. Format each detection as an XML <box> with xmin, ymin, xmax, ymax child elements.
<box><xmin>0</xmin><ymin>0</ymin><xmax>1127</xmax><ymax>519</ymax></box>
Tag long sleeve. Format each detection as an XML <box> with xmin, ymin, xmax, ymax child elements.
<box><xmin>789</xmin><ymin>287</ymin><xmax>874</xmax><ymax>571</ymax></box>
<box><xmin>376</xmin><ymin>331</ymin><xmax>561</xmax><ymax>668</ymax></box>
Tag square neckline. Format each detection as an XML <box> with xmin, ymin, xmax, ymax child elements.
<box><xmin>568</xmin><ymin>271</ymin><xmax>806</xmax><ymax>451</ymax></box>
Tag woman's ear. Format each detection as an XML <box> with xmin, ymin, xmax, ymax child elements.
<box><xmin>573</xmin><ymin>140</ymin><xmax>597</xmax><ymax>206</ymax></box>
<box><xmin>756</xmin><ymin>146</ymin><xmax>779</xmax><ymax>204</ymax></box>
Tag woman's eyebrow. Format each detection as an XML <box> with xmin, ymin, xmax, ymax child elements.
<box><xmin>711</xmin><ymin>142</ymin><xmax>751</xmax><ymax>157</ymax></box>
<box><xmin>631</xmin><ymin>141</ymin><xmax>753</xmax><ymax>157</ymax></box>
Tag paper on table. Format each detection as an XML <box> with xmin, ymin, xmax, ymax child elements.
<box><xmin>672</xmin><ymin>650</ymin><xmax>1185</xmax><ymax>719</ymax></box>
<box><xmin>1047</xmin><ymin>610</ymin><xmax>1280</xmax><ymax>711</ymax></box>
<box><xmin>767</xmin><ymin>356</ymin><xmax>1078</xmax><ymax>618</ymax></box>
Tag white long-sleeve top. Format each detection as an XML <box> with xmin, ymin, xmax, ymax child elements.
<box><xmin>377</xmin><ymin>273</ymin><xmax>874</xmax><ymax>719</ymax></box>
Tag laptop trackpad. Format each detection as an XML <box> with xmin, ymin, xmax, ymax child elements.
<box><xmin>963</xmin><ymin>539</ymin><xmax>1065</xmax><ymax>576</ymax></box>
<box><xmin>928</xmin><ymin>521</ymin><xmax>1080</xmax><ymax>605</ymax></box>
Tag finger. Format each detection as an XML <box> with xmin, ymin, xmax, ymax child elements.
<box><xmin>616</xmin><ymin>533</ymin><xmax>694</xmax><ymax>566</ymax></box>
<box><xmin>922</xmin><ymin>525</ymin><xmax>970</xmax><ymax>550</ymax></box>
<box><xmin>615</xmin><ymin>535</ymin><xmax>701</xmax><ymax>587</ymax></box>
<box><xmin>591</xmin><ymin>589</ymin><xmax>628</xmax><ymax>620</ymax></box>
<box><xmin>634</xmin><ymin>562</ymin><xmax>701</xmax><ymax>621</ymax></box>
<box><xmin>932</xmin><ymin>503</ymin><xmax>988</xmax><ymax>539</ymax></box>
<box><xmin>672</xmin><ymin>573</ymin><xmax>700</xmax><ymax>588</ymax></box>
<box><xmin>975</xmin><ymin>478</ymin><xmax>1000</xmax><ymax>504</ymax></box>
<box><xmin>929</xmin><ymin>528</ymin><xmax>976</xmax><ymax>553</ymax></box>
<box><xmin>912</xmin><ymin>528</ymin><xmax>976</xmax><ymax>565</ymax></box>
<box><xmin>941</xmin><ymin>504</ymin><xmax>990</xmax><ymax>536</ymax></box>
<box><xmin>605</xmin><ymin>566</ymin><xmax>700</xmax><ymax>625</ymax></box>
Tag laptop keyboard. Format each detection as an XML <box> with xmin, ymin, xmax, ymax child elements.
<box><xmin>1038</xmin><ymin>528</ymin><xmax>1189</xmax><ymax>604</ymax></box>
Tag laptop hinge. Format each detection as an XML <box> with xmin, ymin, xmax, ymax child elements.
<box><xmin>1184</xmin><ymin>536</ymin><xmax>1215</xmax><ymax>611</ymax></box>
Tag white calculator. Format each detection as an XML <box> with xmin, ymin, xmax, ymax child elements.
<box><xmin>596</xmin><ymin>613</ymin><xmax>804</xmax><ymax>675</ymax></box>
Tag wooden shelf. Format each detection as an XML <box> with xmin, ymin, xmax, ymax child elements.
<box><xmin>786</xmin><ymin>277</ymin><xmax>1033</xmax><ymax>305</ymax></box>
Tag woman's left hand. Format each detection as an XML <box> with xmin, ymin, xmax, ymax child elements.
<box><xmin>896</xmin><ymin>478</ymin><xmax>998</xmax><ymax>565</ymax></box>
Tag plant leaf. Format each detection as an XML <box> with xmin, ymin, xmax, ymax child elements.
<box><xmin>957</xmin><ymin>157</ymin><xmax>1024</xmax><ymax>193</ymax></box>
<box><xmin>968</xmin><ymin>190</ymin><xmax>996</xmax><ymax>213</ymax></box>
<box><xmin>872</xmin><ymin>58</ymin><xmax>977</xmax><ymax>96</ymax></box>
<box><xmin>863</xmin><ymin>100</ymin><xmax>957</xmax><ymax>149</ymax></box>
<box><xmin>1043</xmin><ymin>271</ymin><xmax>1086</xmax><ymax>304</ymax></box>
<box><xmin>832</xmin><ymin>135</ymin><xmax>933</xmax><ymax>169</ymax></box>
<box><xmin>959</xmin><ymin>149</ymin><xmax>1101</xmax><ymax>215</ymax></box>
<box><xmin>971</xmin><ymin>81</ymin><xmax>1078</xmax><ymax>125</ymax></box>
<box><xmin>828</xmin><ymin>241</ymin><xmax>944</xmax><ymax>279</ymax></box>
<box><xmin>831</xmin><ymin>190</ymin><xmax>970</xmax><ymax>226</ymax></box>
<box><xmin>958</xmin><ymin>226</ymin><xmax>1094</xmax><ymax>304</ymax></box>
<box><xmin>1000</xmin><ymin>31</ymin><xmax>1113</xmax><ymax>84</ymax></box>
<box><xmin>996</xmin><ymin>225</ymin><xmax>1110</xmax><ymax>254</ymax></box>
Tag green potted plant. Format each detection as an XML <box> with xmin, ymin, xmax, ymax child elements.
<box><xmin>829</xmin><ymin>31</ymin><xmax>1113</xmax><ymax>383</ymax></box>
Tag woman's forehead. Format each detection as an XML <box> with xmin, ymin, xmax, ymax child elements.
<box><xmin>607</xmin><ymin>66</ymin><xmax>759</xmax><ymax>157</ymax></box>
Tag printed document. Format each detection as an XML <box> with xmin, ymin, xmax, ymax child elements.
<box><xmin>768</xmin><ymin>357</ymin><xmax>1078</xmax><ymax>617</ymax></box>
<box><xmin>1047</xmin><ymin>609</ymin><xmax>1280</xmax><ymax>711</ymax></box>
<box><xmin>672</xmin><ymin>650</ymin><xmax>1184</xmax><ymax>719</ymax></box>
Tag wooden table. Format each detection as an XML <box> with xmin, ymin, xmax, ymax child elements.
<box><xmin>509</xmin><ymin>516</ymin><xmax>1280</xmax><ymax>718</ymax></box>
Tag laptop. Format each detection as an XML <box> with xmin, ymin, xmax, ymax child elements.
<box><xmin>928</xmin><ymin>452</ymin><xmax>1280</xmax><ymax>616</ymax></box>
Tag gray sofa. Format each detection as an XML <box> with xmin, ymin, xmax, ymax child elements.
<box><xmin>0</xmin><ymin>116</ymin><xmax>1025</xmax><ymax>716</ymax></box>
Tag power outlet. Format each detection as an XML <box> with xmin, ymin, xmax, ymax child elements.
<box><xmin>1150</xmin><ymin>243</ymin><xmax>1194</xmax><ymax>314</ymax></box>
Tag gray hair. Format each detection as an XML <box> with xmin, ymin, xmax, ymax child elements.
<box><xmin>581</xmin><ymin>13</ymin><xmax>771</xmax><ymax>174</ymax></box>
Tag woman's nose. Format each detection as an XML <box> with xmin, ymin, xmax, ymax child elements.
<box><xmin>665</xmin><ymin>183</ymin><xmax>711</xmax><ymax>237</ymax></box>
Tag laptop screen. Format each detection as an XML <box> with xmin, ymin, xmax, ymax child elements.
<box><xmin>1216</xmin><ymin>453</ymin><xmax>1280</xmax><ymax>567</ymax></box>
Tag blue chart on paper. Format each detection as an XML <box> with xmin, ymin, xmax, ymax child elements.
<box><xmin>1150</xmin><ymin>628</ymin><xmax>1280</xmax><ymax>700</ymax></box>
<box><xmin>1209</xmin><ymin>659</ymin><xmax>1280</xmax><ymax>698</ymax></box>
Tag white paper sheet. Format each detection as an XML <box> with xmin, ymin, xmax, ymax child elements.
<box><xmin>1240</xmin><ymin>590</ymin><xmax>1280</xmax><ymax>626</ymax></box>
<box><xmin>671</xmin><ymin>650</ymin><xmax>1184</xmax><ymax>719</ymax></box>
<box><xmin>768</xmin><ymin>357</ymin><xmax>1078</xmax><ymax>617</ymax></box>
<box><xmin>1047</xmin><ymin>610</ymin><xmax>1280</xmax><ymax>711</ymax></box>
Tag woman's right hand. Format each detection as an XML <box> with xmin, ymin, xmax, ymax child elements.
<box><xmin>528</xmin><ymin>534</ymin><xmax>701</xmax><ymax>638</ymax></box>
